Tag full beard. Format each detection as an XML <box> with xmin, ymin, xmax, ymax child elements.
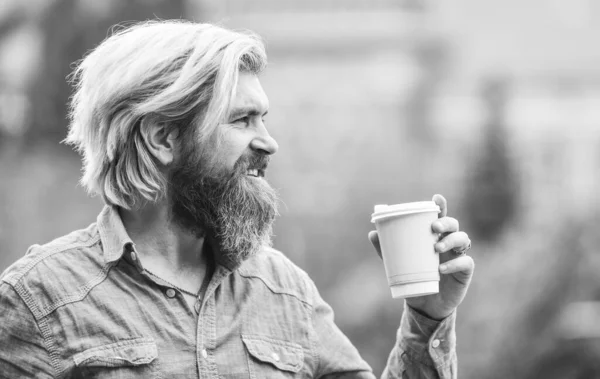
<box><xmin>168</xmin><ymin>150</ymin><xmax>279</xmax><ymax>268</ymax></box>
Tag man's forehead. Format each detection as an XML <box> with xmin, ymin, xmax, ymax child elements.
<box><xmin>230</xmin><ymin>73</ymin><xmax>269</xmax><ymax>113</ymax></box>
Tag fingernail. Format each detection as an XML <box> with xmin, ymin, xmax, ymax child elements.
<box><xmin>433</xmin><ymin>221</ymin><xmax>442</xmax><ymax>231</ymax></box>
<box><xmin>440</xmin><ymin>264</ymin><xmax>448</xmax><ymax>272</ymax></box>
<box><xmin>437</xmin><ymin>242</ymin><xmax>446</xmax><ymax>251</ymax></box>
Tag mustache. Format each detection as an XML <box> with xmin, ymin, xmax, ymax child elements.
<box><xmin>234</xmin><ymin>153</ymin><xmax>270</xmax><ymax>173</ymax></box>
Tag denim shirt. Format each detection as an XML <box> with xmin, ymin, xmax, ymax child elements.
<box><xmin>0</xmin><ymin>206</ymin><xmax>457</xmax><ymax>378</ymax></box>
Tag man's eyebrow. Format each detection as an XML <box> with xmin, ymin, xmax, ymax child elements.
<box><xmin>229</xmin><ymin>107</ymin><xmax>269</xmax><ymax>119</ymax></box>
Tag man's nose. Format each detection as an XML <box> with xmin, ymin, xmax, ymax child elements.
<box><xmin>250</xmin><ymin>125</ymin><xmax>279</xmax><ymax>155</ymax></box>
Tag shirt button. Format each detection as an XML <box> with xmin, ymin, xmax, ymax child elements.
<box><xmin>194</xmin><ymin>301</ymin><xmax>201</xmax><ymax>314</ymax></box>
<box><xmin>201</xmin><ymin>349</ymin><xmax>208</xmax><ymax>359</ymax></box>
<box><xmin>271</xmin><ymin>352</ymin><xmax>280</xmax><ymax>362</ymax></box>
<box><xmin>165</xmin><ymin>288</ymin><xmax>176</xmax><ymax>298</ymax></box>
<box><xmin>130</xmin><ymin>251</ymin><xmax>137</xmax><ymax>261</ymax></box>
<box><xmin>431</xmin><ymin>339</ymin><xmax>441</xmax><ymax>348</ymax></box>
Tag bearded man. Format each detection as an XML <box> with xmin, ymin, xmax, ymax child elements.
<box><xmin>0</xmin><ymin>21</ymin><xmax>474</xmax><ymax>378</ymax></box>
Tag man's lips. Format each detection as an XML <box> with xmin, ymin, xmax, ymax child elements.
<box><xmin>242</xmin><ymin>154</ymin><xmax>269</xmax><ymax>178</ymax></box>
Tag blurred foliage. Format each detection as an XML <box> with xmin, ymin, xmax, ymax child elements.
<box><xmin>463</xmin><ymin>77</ymin><xmax>519</xmax><ymax>243</ymax></box>
<box><xmin>454</xmin><ymin>210</ymin><xmax>600</xmax><ymax>378</ymax></box>
<box><xmin>405</xmin><ymin>37</ymin><xmax>449</xmax><ymax>148</ymax></box>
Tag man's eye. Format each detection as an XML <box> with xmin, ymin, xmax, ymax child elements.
<box><xmin>233</xmin><ymin>116</ymin><xmax>250</xmax><ymax>125</ymax></box>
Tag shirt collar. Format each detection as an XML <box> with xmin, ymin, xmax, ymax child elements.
<box><xmin>97</xmin><ymin>205</ymin><xmax>134</xmax><ymax>264</ymax></box>
<box><xmin>96</xmin><ymin>204</ymin><xmax>240</xmax><ymax>273</ymax></box>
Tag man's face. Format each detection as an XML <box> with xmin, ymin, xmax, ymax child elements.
<box><xmin>204</xmin><ymin>72</ymin><xmax>277</xmax><ymax>177</ymax></box>
<box><xmin>168</xmin><ymin>72</ymin><xmax>280</xmax><ymax>266</ymax></box>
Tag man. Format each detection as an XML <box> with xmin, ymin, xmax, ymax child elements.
<box><xmin>0</xmin><ymin>21</ymin><xmax>474</xmax><ymax>378</ymax></box>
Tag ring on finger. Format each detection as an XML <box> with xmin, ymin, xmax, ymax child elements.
<box><xmin>452</xmin><ymin>241</ymin><xmax>471</xmax><ymax>256</ymax></box>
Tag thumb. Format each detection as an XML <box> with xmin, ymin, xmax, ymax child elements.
<box><xmin>432</xmin><ymin>194</ymin><xmax>447</xmax><ymax>218</ymax></box>
<box><xmin>368</xmin><ymin>230</ymin><xmax>382</xmax><ymax>259</ymax></box>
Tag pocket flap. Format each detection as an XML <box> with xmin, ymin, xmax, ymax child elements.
<box><xmin>73</xmin><ymin>338</ymin><xmax>157</xmax><ymax>367</ymax></box>
<box><xmin>242</xmin><ymin>334</ymin><xmax>304</xmax><ymax>372</ymax></box>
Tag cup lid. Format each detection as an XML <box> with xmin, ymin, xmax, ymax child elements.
<box><xmin>371</xmin><ymin>201</ymin><xmax>440</xmax><ymax>223</ymax></box>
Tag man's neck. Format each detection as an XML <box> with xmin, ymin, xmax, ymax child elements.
<box><xmin>118</xmin><ymin>203</ymin><xmax>208</xmax><ymax>274</ymax></box>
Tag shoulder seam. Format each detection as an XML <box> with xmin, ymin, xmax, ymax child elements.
<box><xmin>3</xmin><ymin>234</ymin><xmax>101</xmax><ymax>287</ymax></box>
<box><xmin>37</xmin><ymin>310</ymin><xmax>63</xmax><ymax>377</ymax></box>
<box><xmin>0</xmin><ymin>282</ymin><xmax>61</xmax><ymax>377</ymax></box>
<box><xmin>237</xmin><ymin>270</ymin><xmax>312</xmax><ymax>308</ymax></box>
<box><xmin>12</xmin><ymin>258</ymin><xmax>113</xmax><ymax>320</ymax></box>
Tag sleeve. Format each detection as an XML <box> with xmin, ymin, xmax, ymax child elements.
<box><xmin>0</xmin><ymin>282</ymin><xmax>55</xmax><ymax>378</ymax></box>
<box><xmin>309</xmin><ymin>276</ymin><xmax>376</xmax><ymax>378</ymax></box>
<box><xmin>309</xmin><ymin>268</ymin><xmax>458</xmax><ymax>379</ymax></box>
<box><xmin>381</xmin><ymin>303</ymin><xmax>457</xmax><ymax>379</ymax></box>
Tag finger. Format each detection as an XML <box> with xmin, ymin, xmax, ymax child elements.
<box><xmin>431</xmin><ymin>217</ymin><xmax>459</xmax><ymax>234</ymax></box>
<box><xmin>439</xmin><ymin>255</ymin><xmax>475</xmax><ymax>276</ymax></box>
<box><xmin>435</xmin><ymin>231</ymin><xmax>470</xmax><ymax>253</ymax></box>
<box><xmin>432</xmin><ymin>194</ymin><xmax>447</xmax><ymax>218</ymax></box>
<box><xmin>368</xmin><ymin>230</ymin><xmax>382</xmax><ymax>259</ymax></box>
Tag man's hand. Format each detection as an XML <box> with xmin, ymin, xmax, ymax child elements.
<box><xmin>368</xmin><ymin>194</ymin><xmax>474</xmax><ymax>320</ymax></box>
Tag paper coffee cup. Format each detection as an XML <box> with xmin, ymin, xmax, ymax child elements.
<box><xmin>371</xmin><ymin>201</ymin><xmax>441</xmax><ymax>299</ymax></box>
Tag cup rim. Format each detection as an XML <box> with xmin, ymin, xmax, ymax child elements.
<box><xmin>371</xmin><ymin>201</ymin><xmax>440</xmax><ymax>223</ymax></box>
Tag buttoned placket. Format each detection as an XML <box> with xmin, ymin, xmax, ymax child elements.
<box><xmin>125</xmin><ymin>243</ymin><xmax>234</xmax><ymax>378</ymax></box>
<box><xmin>195</xmin><ymin>265</ymin><xmax>231</xmax><ymax>379</ymax></box>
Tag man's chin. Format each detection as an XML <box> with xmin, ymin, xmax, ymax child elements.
<box><xmin>239</xmin><ymin>175</ymin><xmax>277</xmax><ymax>201</ymax></box>
<box><xmin>168</xmin><ymin>164</ymin><xmax>279</xmax><ymax>267</ymax></box>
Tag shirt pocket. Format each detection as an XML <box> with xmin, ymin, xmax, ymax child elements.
<box><xmin>242</xmin><ymin>334</ymin><xmax>304</xmax><ymax>378</ymax></box>
<box><xmin>72</xmin><ymin>337</ymin><xmax>162</xmax><ymax>379</ymax></box>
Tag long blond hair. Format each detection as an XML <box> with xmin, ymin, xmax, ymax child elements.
<box><xmin>65</xmin><ymin>20</ymin><xmax>267</xmax><ymax>209</ymax></box>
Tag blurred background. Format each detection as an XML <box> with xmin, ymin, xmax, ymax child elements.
<box><xmin>1</xmin><ymin>0</ymin><xmax>599</xmax><ymax>377</ymax></box>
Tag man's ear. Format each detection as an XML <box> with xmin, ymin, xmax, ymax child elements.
<box><xmin>140</xmin><ymin>116</ymin><xmax>179</xmax><ymax>166</ymax></box>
